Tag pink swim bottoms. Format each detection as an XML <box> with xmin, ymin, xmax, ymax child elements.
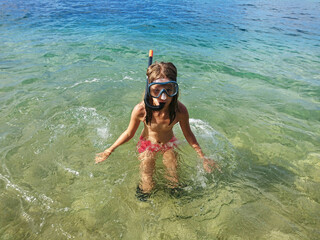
<box><xmin>137</xmin><ymin>136</ymin><xmax>178</xmax><ymax>153</ymax></box>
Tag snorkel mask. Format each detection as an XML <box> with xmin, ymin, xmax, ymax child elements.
<box><xmin>144</xmin><ymin>50</ymin><xmax>179</xmax><ymax>111</ymax></box>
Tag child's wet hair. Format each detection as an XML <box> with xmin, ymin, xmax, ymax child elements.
<box><xmin>147</xmin><ymin>62</ymin><xmax>177</xmax><ymax>83</ymax></box>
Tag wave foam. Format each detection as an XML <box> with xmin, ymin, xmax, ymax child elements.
<box><xmin>189</xmin><ymin>118</ymin><xmax>220</xmax><ymax>144</ymax></box>
<box><xmin>47</xmin><ymin>106</ymin><xmax>110</xmax><ymax>146</ymax></box>
<box><xmin>56</xmin><ymin>78</ymin><xmax>99</xmax><ymax>90</ymax></box>
<box><xmin>188</xmin><ymin>118</ymin><xmax>237</xmax><ymax>174</ymax></box>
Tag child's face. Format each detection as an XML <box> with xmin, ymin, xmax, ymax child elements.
<box><xmin>151</xmin><ymin>78</ymin><xmax>174</xmax><ymax>106</ymax></box>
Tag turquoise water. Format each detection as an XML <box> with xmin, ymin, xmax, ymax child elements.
<box><xmin>1</xmin><ymin>0</ymin><xmax>320</xmax><ymax>239</ymax></box>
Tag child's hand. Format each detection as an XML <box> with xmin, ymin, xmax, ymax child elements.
<box><xmin>95</xmin><ymin>150</ymin><xmax>112</xmax><ymax>164</ymax></box>
<box><xmin>202</xmin><ymin>157</ymin><xmax>222</xmax><ymax>173</ymax></box>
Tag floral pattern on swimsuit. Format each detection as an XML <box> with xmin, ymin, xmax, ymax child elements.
<box><xmin>137</xmin><ymin>136</ymin><xmax>178</xmax><ymax>153</ymax></box>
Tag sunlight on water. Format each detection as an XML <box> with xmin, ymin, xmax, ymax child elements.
<box><xmin>1</xmin><ymin>0</ymin><xmax>320</xmax><ymax>239</ymax></box>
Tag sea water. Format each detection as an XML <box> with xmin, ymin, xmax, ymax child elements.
<box><xmin>1</xmin><ymin>0</ymin><xmax>319</xmax><ymax>239</ymax></box>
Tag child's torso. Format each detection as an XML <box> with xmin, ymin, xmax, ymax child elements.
<box><xmin>141</xmin><ymin>112</ymin><xmax>179</xmax><ymax>144</ymax></box>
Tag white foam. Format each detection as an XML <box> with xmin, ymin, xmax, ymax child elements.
<box><xmin>2</xmin><ymin>174</ymin><xmax>37</xmax><ymax>203</ymax></box>
<box><xmin>76</xmin><ymin>106</ymin><xmax>99</xmax><ymax>118</ymax></box>
<box><xmin>57</xmin><ymin>207</ymin><xmax>70</xmax><ymax>212</ymax></box>
<box><xmin>48</xmin><ymin>124</ymin><xmax>66</xmax><ymax>143</ymax></box>
<box><xmin>114</xmin><ymin>172</ymin><xmax>127</xmax><ymax>185</ymax></box>
<box><xmin>189</xmin><ymin>118</ymin><xmax>219</xmax><ymax>139</ymax></box>
<box><xmin>192</xmin><ymin>165</ymin><xmax>208</xmax><ymax>188</ymax></box>
<box><xmin>47</xmin><ymin>106</ymin><xmax>111</xmax><ymax>145</ymax></box>
<box><xmin>56</xmin><ymin>78</ymin><xmax>99</xmax><ymax>90</ymax></box>
<box><xmin>75</xmin><ymin>107</ymin><xmax>111</xmax><ymax>141</ymax></box>
<box><xmin>1</xmin><ymin>173</ymin><xmax>54</xmax><ymax>209</ymax></box>
<box><xmin>123</xmin><ymin>76</ymin><xmax>133</xmax><ymax>80</ymax></box>
<box><xmin>65</xmin><ymin>168</ymin><xmax>79</xmax><ymax>176</ymax></box>
<box><xmin>69</xmin><ymin>78</ymin><xmax>100</xmax><ymax>89</ymax></box>
<box><xmin>189</xmin><ymin>118</ymin><xmax>234</xmax><ymax>153</ymax></box>
<box><xmin>52</xmin><ymin>224</ymin><xmax>75</xmax><ymax>239</ymax></box>
<box><xmin>58</xmin><ymin>163</ymin><xmax>80</xmax><ymax>176</ymax></box>
<box><xmin>40</xmin><ymin>194</ymin><xmax>54</xmax><ymax>204</ymax></box>
<box><xmin>22</xmin><ymin>211</ymin><xmax>34</xmax><ymax>223</ymax></box>
<box><xmin>187</xmin><ymin>118</ymin><xmax>236</xmax><ymax>178</ymax></box>
<box><xmin>97</xmin><ymin>127</ymin><xmax>109</xmax><ymax>139</ymax></box>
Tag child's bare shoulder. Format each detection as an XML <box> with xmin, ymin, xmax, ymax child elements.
<box><xmin>132</xmin><ymin>101</ymin><xmax>146</xmax><ymax>119</ymax></box>
<box><xmin>177</xmin><ymin>101</ymin><xmax>189</xmax><ymax>123</ymax></box>
<box><xmin>178</xmin><ymin>101</ymin><xmax>188</xmax><ymax>115</ymax></box>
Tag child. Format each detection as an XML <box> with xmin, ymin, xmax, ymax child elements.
<box><xmin>95</xmin><ymin>61</ymin><xmax>220</xmax><ymax>195</ymax></box>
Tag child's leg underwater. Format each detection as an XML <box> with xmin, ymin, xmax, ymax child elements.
<box><xmin>139</xmin><ymin>151</ymin><xmax>156</xmax><ymax>193</ymax></box>
<box><xmin>162</xmin><ymin>149</ymin><xmax>178</xmax><ymax>188</ymax></box>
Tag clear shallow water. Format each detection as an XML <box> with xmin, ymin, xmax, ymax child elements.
<box><xmin>1</xmin><ymin>0</ymin><xmax>320</xmax><ymax>239</ymax></box>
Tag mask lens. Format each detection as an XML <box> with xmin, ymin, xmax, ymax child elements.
<box><xmin>149</xmin><ymin>82</ymin><xmax>178</xmax><ymax>98</ymax></box>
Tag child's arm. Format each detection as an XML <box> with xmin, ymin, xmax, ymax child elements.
<box><xmin>95</xmin><ymin>104</ymin><xmax>143</xmax><ymax>163</ymax></box>
<box><xmin>178</xmin><ymin>103</ymin><xmax>221</xmax><ymax>173</ymax></box>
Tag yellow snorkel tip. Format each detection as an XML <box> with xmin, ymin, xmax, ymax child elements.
<box><xmin>148</xmin><ymin>50</ymin><xmax>153</xmax><ymax>67</ymax></box>
<box><xmin>149</xmin><ymin>49</ymin><xmax>153</xmax><ymax>57</ymax></box>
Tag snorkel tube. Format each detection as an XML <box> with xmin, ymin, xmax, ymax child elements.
<box><xmin>148</xmin><ymin>49</ymin><xmax>153</xmax><ymax>67</ymax></box>
<box><xmin>144</xmin><ymin>50</ymin><xmax>165</xmax><ymax>111</ymax></box>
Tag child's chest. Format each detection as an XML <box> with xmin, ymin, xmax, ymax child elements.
<box><xmin>149</xmin><ymin>117</ymin><xmax>173</xmax><ymax>132</ymax></box>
